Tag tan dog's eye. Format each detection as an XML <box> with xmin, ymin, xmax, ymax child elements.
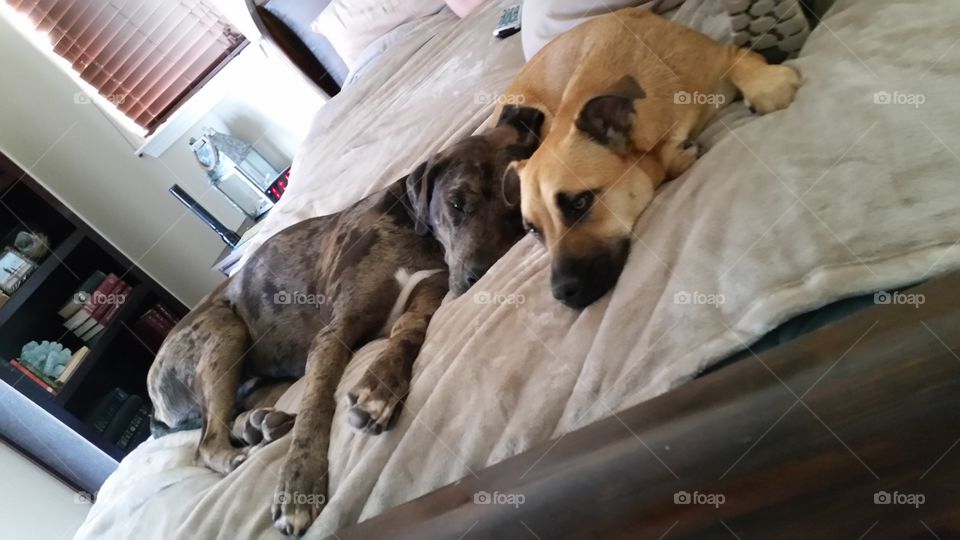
<box><xmin>572</xmin><ymin>194</ymin><xmax>590</xmax><ymax>211</ymax></box>
<box><xmin>556</xmin><ymin>191</ymin><xmax>595</xmax><ymax>223</ymax></box>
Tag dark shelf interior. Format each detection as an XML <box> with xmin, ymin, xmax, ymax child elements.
<box><xmin>0</xmin><ymin>156</ymin><xmax>189</xmax><ymax>463</ymax></box>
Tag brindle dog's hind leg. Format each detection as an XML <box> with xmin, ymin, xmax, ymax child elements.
<box><xmin>347</xmin><ymin>272</ymin><xmax>448</xmax><ymax>434</ymax></box>
<box><xmin>195</xmin><ymin>301</ymin><xmax>254</xmax><ymax>474</ymax></box>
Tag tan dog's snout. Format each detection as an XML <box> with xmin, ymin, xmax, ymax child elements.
<box><xmin>551</xmin><ymin>238</ymin><xmax>629</xmax><ymax>308</ymax></box>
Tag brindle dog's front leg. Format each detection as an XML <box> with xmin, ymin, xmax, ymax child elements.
<box><xmin>347</xmin><ymin>272</ymin><xmax>449</xmax><ymax>434</ymax></box>
<box><xmin>271</xmin><ymin>325</ymin><xmax>352</xmax><ymax>537</ymax></box>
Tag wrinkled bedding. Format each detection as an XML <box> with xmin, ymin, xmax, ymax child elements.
<box><xmin>76</xmin><ymin>0</ymin><xmax>960</xmax><ymax>538</ymax></box>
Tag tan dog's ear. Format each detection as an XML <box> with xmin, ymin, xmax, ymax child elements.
<box><xmin>405</xmin><ymin>159</ymin><xmax>446</xmax><ymax>236</ymax></box>
<box><xmin>575</xmin><ymin>75</ymin><xmax>645</xmax><ymax>153</ymax></box>
<box><xmin>497</xmin><ymin>105</ymin><xmax>545</xmax><ymax>160</ymax></box>
<box><xmin>501</xmin><ymin>160</ymin><xmax>525</xmax><ymax>207</ymax></box>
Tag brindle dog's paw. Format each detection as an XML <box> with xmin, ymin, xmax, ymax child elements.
<box><xmin>237</xmin><ymin>408</ymin><xmax>295</xmax><ymax>446</ymax></box>
<box><xmin>199</xmin><ymin>444</ymin><xmax>251</xmax><ymax>475</ymax></box>
<box><xmin>346</xmin><ymin>369</ymin><xmax>408</xmax><ymax>435</ymax></box>
<box><xmin>271</xmin><ymin>459</ymin><xmax>327</xmax><ymax>537</ymax></box>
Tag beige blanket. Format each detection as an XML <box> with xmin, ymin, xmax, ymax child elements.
<box><xmin>76</xmin><ymin>0</ymin><xmax>960</xmax><ymax>538</ymax></box>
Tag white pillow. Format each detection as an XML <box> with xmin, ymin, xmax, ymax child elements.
<box><xmin>311</xmin><ymin>0</ymin><xmax>446</xmax><ymax>68</ymax></box>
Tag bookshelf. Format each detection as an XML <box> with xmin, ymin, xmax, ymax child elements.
<box><xmin>0</xmin><ymin>152</ymin><xmax>188</xmax><ymax>490</ymax></box>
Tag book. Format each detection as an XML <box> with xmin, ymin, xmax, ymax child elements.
<box><xmin>65</xmin><ymin>273</ymin><xmax>120</xmax><ymax>331</ymax></box>
<box><xmin>79</xmin><ymin>283</ymin><xmax>131</xmax><ymax>341</ymax></box>
<box><xmin>85</xmin><ymin>388</ymin><xmax>129</xmax><ymax>433</ymax></box>
<box><xmin>57</xmin><ymin>271</ymin><xmax>106</xmax><ymax>319</ymax></box>
<box><xmin>9</xmin><ymin>359</ymin><xmax>57</xmax><ymax>394</ymax></box>
<box><xmin>103</xmin><ymin>394</ymin><xmax>144</xmax><ymax>444</ymax></box>
<box><xmin>72</xmin><ymin>274</ymin><xmax>124</xmax><ymax>337</ymax></box>
<box><xmin>117</xmin><ymin>404</ymin><xmax>151</xmax><ymax>450</ymax></box>
<box><xmin>55</xmin><ymin>346</ymin><xmax>90</xmax><ymax>385</ymax></box>
<box><xmin>152</xmin><ymin>303</ymin><xmax>181</xmax><ymax>327</ymax></box>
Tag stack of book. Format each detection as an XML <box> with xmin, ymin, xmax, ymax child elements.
<box><xmin>60</xmin><ymin>272</ymin><xmax>132</xmax><ymax>343</ymax></box>
<box><xmin>85</xmin><ymin>387</ymin><xmax>152</xmax><ymax>451</ymax></box>
<box><xmin>5</xmin><ymin>346</ymin><xmax>90</xmax><ymax>395</ymax></box>
<box><xmin>132</xmin><ymin>303</ymin><xmax>181</xmax><ymax>350</ymax></box>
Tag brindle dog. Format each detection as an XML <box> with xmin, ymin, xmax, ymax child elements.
<box><xmin>146</xmin><ymin>107</ymin><xmax>543</xmax><ymax>537</ymax></box>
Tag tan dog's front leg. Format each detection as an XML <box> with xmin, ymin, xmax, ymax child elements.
<box><xmin>348</xmin><ymin>273</ymin><xmax>447</xmax><ymax>435</ymax></box>
<box><xmin>726</xmin><ymin>47</ymin><xmax>800</xmax><ymax>114</ymax></box>
<box><xmin>271</xmin><ymin>327</ymin><xmax>351</xmax><ymax>537</ymax></box>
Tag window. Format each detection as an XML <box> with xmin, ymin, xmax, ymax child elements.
<box><xmin>7</xmin><ymin>0</ymin><xmax>246</xmax><ymax>133</ymax></box>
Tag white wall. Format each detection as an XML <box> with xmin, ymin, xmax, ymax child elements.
<box><xmin>0</xmin><ymin>442</ymin><xmax>91</xmax><ymax>540</ymax></box>
<box><xmin>0</xmin><ymin>8</ymin><xmax>323</xmax><ymax>306</ymax></box>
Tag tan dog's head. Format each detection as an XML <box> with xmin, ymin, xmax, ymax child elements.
<box><xmin>509</xmin><ymin>77</ymin><xmax>660</xmax><ymax>308</ymax></box>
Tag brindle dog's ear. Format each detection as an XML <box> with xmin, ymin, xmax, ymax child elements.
<box><xmin>498</xmin><ymin>105</ymin><xmax>545</xmax><ymax>161</ymax></box>
<box><xmin>405</xmin><ymin>159</ymin><xmax>444</xmax><ymax>236</ymax></box>
<box><xmin>575</xmin><ymin>75</ymin><xmax>645</xmax><ymax>153</ymax></box>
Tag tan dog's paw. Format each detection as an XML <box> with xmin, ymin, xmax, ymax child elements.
<box><xmin>742</xmin><ymin>65</ymin><xmax>800</xmax><ymax>114</ymax></box>
<box><xmin>346</xmin><ymin>368</ymin><xmax>408</xmax><ymax>435</ymax></box>
<box><xmin>271</xmin><ymin>458</ymin><xmax>327</xmax><ymax>537</ymax></box>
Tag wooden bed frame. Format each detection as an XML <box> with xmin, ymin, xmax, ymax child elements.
<box><xmin>243</xmin><ymin>0</ymin><xmax>341</xmax><ymax>99</ymax></box>
<box><xmin>332</xmin><ymin>271</ymin><xmax>960</xmax><ymax>538</ymax></box>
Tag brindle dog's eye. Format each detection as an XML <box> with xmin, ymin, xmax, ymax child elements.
<box><xmin>449</xmin><ymin>196</ymin><xmax>465</xmax><ymax>212</ymax></box>
<box><xmin>523</xmin><ymin>220</ymin><xmax>542</xmax><ymax>240</ymax></box>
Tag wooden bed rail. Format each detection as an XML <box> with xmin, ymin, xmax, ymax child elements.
<box><xmin>332</xmin><ymin>271</ymin><xmax>960</xmax><ymax>539</ymax></box>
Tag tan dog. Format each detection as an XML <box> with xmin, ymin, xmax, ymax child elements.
<box><xmin>496</xmin><ymin>8</ymin><xmax>800</xmax><ymax>308</ymax></box>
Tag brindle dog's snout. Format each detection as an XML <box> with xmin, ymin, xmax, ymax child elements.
<box><xmin>464</xmin><ymin>262</ymin><xmax>493</xmax><ymax>287</ymax></box>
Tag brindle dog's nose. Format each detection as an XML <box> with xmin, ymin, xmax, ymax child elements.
<box><xmin>465</xmin><ymin>264</ymin><xmax>491</xmax><ymax>287</ymax></box>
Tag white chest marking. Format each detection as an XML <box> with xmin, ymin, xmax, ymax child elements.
<box><xmin>378</xmin><ymin>268</ymin><xmax>445</xmax><ymax>338</ymax></box>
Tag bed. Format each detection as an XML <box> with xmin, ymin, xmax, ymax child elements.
<box><xmin>76</xmin><ymin>0</ymin><xmax>960</xmax><ymax>538</ymax></box>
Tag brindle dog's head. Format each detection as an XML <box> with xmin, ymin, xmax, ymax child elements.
<box><xmin>508</xmin><ymin>77</ymin><xmax>656</xmax><ymax>309</ymax></box>
<box><xmin>405</xmin><ymin>106</ymin><xmax>544</xmax><ymax>295</ymax></box>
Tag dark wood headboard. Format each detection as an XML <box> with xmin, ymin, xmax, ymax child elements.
<box><xmin>244</xmin><ymin>0</ymin><xmax>341</xmax><ymax>99</ymax></box>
